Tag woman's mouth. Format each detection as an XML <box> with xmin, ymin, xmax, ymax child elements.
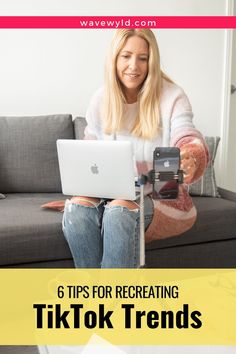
<box><xmin>125</xmin><ymin>73</ymin><xmax>140</xmax><ymax>79</ymax></box>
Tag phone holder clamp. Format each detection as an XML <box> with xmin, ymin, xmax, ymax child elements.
<box><xmin>138</xmin><ymin>169</ymin><xmax>184</xmax><ymax>186</ymax></box>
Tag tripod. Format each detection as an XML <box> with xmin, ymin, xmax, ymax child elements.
<box><xmin>138</xmin><ymin>169</ymin><xmax>184</xmax><ymax>268</ymax></box>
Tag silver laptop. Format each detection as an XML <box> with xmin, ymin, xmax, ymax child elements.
<box><xmin>57</xmin><ymin>139</ymin><xmax>136</xmax><ymax>200</ymax></box>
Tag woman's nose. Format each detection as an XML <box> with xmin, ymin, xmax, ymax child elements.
<box><xmin>128</xmin><ymin>56</ymin><xmax>138</xmax><ymax>70</ymax></box>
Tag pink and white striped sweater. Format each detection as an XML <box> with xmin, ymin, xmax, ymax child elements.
<box><xmin>84</xmin><ymin>79</ymin><xmax>209</xmax><ymax>242</ymax></box>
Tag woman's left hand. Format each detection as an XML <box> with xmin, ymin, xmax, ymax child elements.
<box><xmin>180</xmin><ymin>148</ymin><xmax>197</xmax><ymax>184</ymax></box>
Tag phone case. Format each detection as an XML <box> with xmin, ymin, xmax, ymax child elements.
<box><xmin>152</xmin><ymin>147</ymin><xmax>180</xmax><ymax>199</ymax></box>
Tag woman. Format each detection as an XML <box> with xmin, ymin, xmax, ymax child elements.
<box><xmin>62</xmin><ymin>29</ymin><xmax>209</xmax><ymax>268</ymax></box>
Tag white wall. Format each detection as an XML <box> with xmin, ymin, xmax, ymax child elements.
<box><xmin>0</xmin><ymin>27</ymin><xmax>226</xmax><ymax>136</ymax></box>
<box><xmin>0</xmin><ymin>0</ymin><xmax>232</xmax><ymax>186</ymax></box>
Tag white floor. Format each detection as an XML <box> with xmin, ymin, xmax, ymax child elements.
<box><xmin>38</xmin><ymin>333</ymin><xmax>236</xmax><ymax>354</ymax></box>
<box><xmin>38</xmin><ymin>345</ymin><xmax>236</xmax><ymax>354</ymax></box>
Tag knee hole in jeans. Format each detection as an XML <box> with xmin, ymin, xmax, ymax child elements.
<box><xmin>70</xmin><ymin>196</ymin><xmax>101</xmax><ymax>208</ymax></box>
<box><xmin>108</xmin><ymin>199</ymin><xmax>140</xmax><ymax>211</ymax></box>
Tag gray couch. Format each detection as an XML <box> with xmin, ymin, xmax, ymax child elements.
<box><xmin>1</xmin><ymin>114</ymin><xmax>236</xmax><ymax>268</ymax></box>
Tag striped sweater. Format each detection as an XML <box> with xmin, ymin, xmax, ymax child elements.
<box><xmin>84</xmin><ymin>79</ymin><xmax>209</xmax><ymax>242</ymax></box>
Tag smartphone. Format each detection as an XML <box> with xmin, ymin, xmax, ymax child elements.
<box><xmin>152</xmin><ymin>147</ymin><xmax>180</xmax><ymax>200</ymax></box>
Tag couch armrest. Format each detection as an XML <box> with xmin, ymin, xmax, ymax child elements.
<box><xmin>73</xmin><ymin>117</ymin><xmax>86</xmax><ymax>140</ymax></box>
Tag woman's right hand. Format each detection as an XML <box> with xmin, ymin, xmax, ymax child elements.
<box><xmin>180</xmin><ymin>148</ymin><xmax>197</xmax><ymax>184</ymax></box>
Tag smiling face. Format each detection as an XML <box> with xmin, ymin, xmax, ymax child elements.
<box><xmin>116</xmin><ymin>35</ymin><xmax>149</xmax><ymax>103</ymax></box>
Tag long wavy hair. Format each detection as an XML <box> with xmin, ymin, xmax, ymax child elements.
<box><xmin>102</xmin><ymin>29</ymin><xmax>173</xmax><ymax>140</ymax></box>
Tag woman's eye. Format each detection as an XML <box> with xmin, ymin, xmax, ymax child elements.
<box><xmin>121</xmin><ymin>55</ymin><xmax>129</xmax><ymax>59</ymax></box>
<box><xmin>140</xmin><ymin>57</ymin><xmax>148</xmax><ymax>61</ymax></box>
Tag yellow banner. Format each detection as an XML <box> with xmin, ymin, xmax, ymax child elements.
<box><xmin>0</xmin><ymin>269</ymin><xmax>236</xmax><ymax>345</ymax></box>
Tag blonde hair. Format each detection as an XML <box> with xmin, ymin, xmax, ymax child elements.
<box><xmin>103</xmin><ymin>29</ymin><xmax>172</xmax><ymax>140</ymax></box>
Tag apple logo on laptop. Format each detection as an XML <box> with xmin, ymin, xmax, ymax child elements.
<box><xmin>164</xmin><ymin>160</ymin><xmax>170</xmax><ymax>168</ymax></box>
<box><xmin>91</xmin><ymin>164</ymin><xmax>99</xmax><ymax>174</ymax></box>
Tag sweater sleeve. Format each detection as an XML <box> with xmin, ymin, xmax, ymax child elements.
<box><xmin>169</xmin><ymin>90</ymin><xmax>209</xmax><ymax>184</ymax></box>
<box><xmin>145</xmin><ymin>86</ymin><xmax>209</xmax><ymax>242</ymax></box>
<box><xmin>175</xmin><ymin>137</ymin><xmax>209</xmax><ymax>183</ymax></box>
<box><xmin>84</xmin><ymin>88</ymin><xmax>103</xmax><ymax>140</ymax></box>
<box><xmin>145</xmin><ymin>184</ymin><xmax>197</xmax><ymax>242</ymax></box>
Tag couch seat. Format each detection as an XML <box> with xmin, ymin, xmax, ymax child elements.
<box><xmin>0</xmin><ymin>193</ymin><xmax>71</xmax><ymax>267</ymax></box>
<box><xmin>1</xmin><ymin>194</ymin><xmax>236</xmax><ymax>267</ymax></box>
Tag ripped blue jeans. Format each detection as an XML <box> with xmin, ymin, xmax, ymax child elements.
<box><xmin>62</xmin><ymin>196</ymin><xmax>154</xmax><ymax>268</ymax></box>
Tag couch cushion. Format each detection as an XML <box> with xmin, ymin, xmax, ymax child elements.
<box><xmin>189</xmin><ymin>136</ymin><xmax>221</xmax><ymax>197</ymax></box>
<box><xmin>0</xmin><ymin>115</ymin><xmax>74</xmax><ymax>192</ymax></box>
<box><xmin>0</xmin><ymin>193</ymin><xmax>72</xmax><ymax>266</ymax></box>
<box><xmin>146</xmin><ymin>196</ymin><xmax>236</xmax><ymax>251</ymax></box>
<box><xmin>73</xmin><ymin>116</ymin><xmax>86</xmax><ymax>140</ymax></box>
